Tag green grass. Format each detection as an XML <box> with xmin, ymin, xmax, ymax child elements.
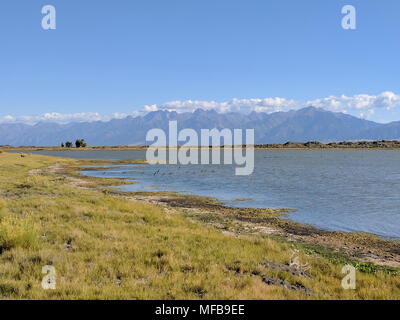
<box><xmin>0</xmin><ymin>152</ymin><xmax>399</xmax><ymax>299</ymax></box>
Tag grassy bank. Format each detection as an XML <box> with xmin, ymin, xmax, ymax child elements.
<box><xmin>0</xmin><ymin>152</ymin><xmax>399</xmax><ymax>299</ymax></box>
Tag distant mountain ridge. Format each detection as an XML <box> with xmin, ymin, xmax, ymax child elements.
<box><xmin>1</xmin><ymin>107</ymin><xmax>400</xmax><ymax>146</ymax></box>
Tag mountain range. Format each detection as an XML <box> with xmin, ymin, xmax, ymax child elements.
<box><xmin>1</xmin><ymin>107</ymin><xmax>400</xmax><ymax>146</ymax></box>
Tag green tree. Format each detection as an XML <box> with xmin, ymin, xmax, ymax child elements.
<box><xmin>65</xmin><ymin>141</ymin><xmax>73</xmax><ymax>148</ymax></box>
<box><xmin>75</xmin><ymin>139</ymin><xmax>87</xmax><ymax>148</ymax></box>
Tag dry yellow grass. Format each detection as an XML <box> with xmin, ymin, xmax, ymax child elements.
<box><xmin>0</xmin><ymin>152</ymin><xmax>399</xmax><ymax>299</ymax></box>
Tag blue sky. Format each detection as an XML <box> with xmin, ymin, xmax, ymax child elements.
<box><xmin>1</xmin><ymin>0</ymin><xmax>400</xmax><ymax>123</ymax></box>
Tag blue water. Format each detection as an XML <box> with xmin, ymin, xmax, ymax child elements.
<box><xmin>29</xmin><ymin>149</ymin><xmax>400</xmax><ymax>238</ymax></box>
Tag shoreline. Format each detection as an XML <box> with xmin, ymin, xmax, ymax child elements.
<box><xmin>1</xmin><ymin>152</ymin><xmax>400</xmax><ymax>299</ymax></box>
<box><xmin>6</xmin><ymin>149</ymin><xmax>400</xmax><ymax>267</ymax></box>
<box><xmin>3</xmin><ymin>139</ymin><xmax>400</xmax><ymax>151</ymax></box>
<box><xmin>5</xmin><ymin>149</ymin><xmax>400</xmax><ymax>243</ymax></box>
<box><xmin>81</xmin><ymin>163</ymin><xmax>399</xmax><ymax>241</ymax></box>
<box><xmin>72</xmin><ymin>158</ymin><xmax>400</xmax><ymax>269</ymax></box>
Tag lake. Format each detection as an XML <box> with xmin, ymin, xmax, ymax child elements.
<box><xmin>30</xmin><ymin>149</ymin><xmax>400</xmax><ymax>238</ymax></box>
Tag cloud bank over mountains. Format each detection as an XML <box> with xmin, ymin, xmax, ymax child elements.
<box><xmin>147</xmin><ymin>92</ymin><xmax>400</xmax><ymax>118</ymax></box>
<box><xmin>3</xmin><ymin>106</ymin><xmax>400</xmax><ymax>146</ymax></box>
<box><xmin>1</xmin><ymin>91</ymin><xmax>400</xmax><ymax>125</ymax></box>
<box><xmin>0</xmin><ymin>112</ymin><xmax>131</xmax><ymax>125</ymax></box>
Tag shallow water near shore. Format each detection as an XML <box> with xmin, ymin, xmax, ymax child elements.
<box><xmin>29</xmin><ymin>149</ymin><xmax>400</xmax><ymax>238</ymax></box>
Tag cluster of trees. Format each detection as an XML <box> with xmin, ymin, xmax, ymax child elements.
<box><xmin>61</xmin><ymin>139</ymin><xmax>87</xmax><ymax>148</ymax></box>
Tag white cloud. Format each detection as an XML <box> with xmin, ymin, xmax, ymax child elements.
<box><xmin>143</xmin><ymin>97</ymin><xmax>299</xmax><ymax>114</ymax></box>
<box><xmin>145</xmin><ymin>92</ymin><xmax>400</xmax><ymax>119</ymax></box>
<box><xmin>1</xmin><ymin>92</ymin><xmax>400</xmax><ymax>124</ymax></box>
<box><xmin>306</xmin><ymin>92</ymin><xmax>400</xmax><ymax>118</ymax></box>
<box><xmin>1</xmin><ymin>115</ymin><xmax>16</xmax><ymax>122</ymax></box>
<box><xmin>0</xmin><ymin>112</ymin><xmax>131</xmax><ymax>125</ymax></box>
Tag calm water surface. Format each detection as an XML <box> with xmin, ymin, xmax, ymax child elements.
<box><xmin>30</xmin><ymin>149</ymin><xmax>400</xmax><ymax>238</ymax></box>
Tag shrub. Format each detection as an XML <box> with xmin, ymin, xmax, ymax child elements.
<box><xmin>0</xmin><ymin>200</ymin><xmax>6</xmax><ymax>219</ymax></box>
<box><xmin>0</xmin><ymin>202</ymin><xmax>38</xmax><ymax>252</ymax></box>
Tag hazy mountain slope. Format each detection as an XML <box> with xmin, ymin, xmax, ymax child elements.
<box><xmin>358</xmin><ymin>121</ymin><xmax>400</xmax><ymax>140</ymax></box>
<box><xmin>263</xmin><ymin>107</ymin><xmax>381</xmax><ymax>143</ymax></box>
<box><xmin>0</xmin><ymin>107</ymin><xmax>395</xmax><ymax>146</ymax></box>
